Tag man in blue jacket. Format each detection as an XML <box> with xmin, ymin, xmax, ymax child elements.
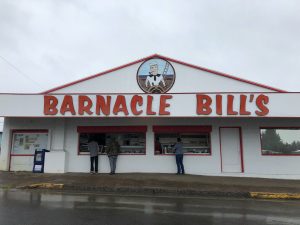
<box><xmin>174</xmin><ymin>138</ymin><xmax>185</xmax><ymax>175</ymax></box>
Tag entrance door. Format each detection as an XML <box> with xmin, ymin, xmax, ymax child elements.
<box><xmin>219</xmin><ymin>127</ymin><xmax>243</xmax><ymax>173</ymax></box>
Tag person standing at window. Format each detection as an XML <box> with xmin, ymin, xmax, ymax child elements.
<box><xmin>155</xmin><ymin>137</ymin><xmax>162</xmax><ymax>154</ymax></box>
<box><xmin>106</xmin><ymin>137</ymin><xmax>120</xmax><ymax>175</ymax></box>
<box><xmin>88</xmin><ymin>137</ymin><xmax>99</xmax><ymax>174</ymax></box>
<box><xmin>174</xmin><ymin>137</ymin><xmax>185</xmax><ymax>175</ymax></box>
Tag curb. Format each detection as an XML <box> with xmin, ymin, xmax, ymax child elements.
<box><xmin>18</xmin><ymin>183</ymin><xmax>250</xmax><ymax>198</ymax></box>
<box><xmin>250</xmin><ymin>192</ymin><xmax>300</xmax><ymax>200</ymax></box>
<box><xmin>62</xmin><ymin>185</ymin><xmax>250</xmax><ymax>198</ymax></box>
<box><xmin>16</xmin><ymin>184</ymin><xmax>300</xmax><ymax>200</ymax></box>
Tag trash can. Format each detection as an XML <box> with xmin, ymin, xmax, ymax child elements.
<box><xmin>32</xmin><ymin>149</ymin><xmax>50</xmax><ymax>173</ymax></box>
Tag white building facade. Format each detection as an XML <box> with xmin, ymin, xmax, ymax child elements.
<box><xmin>0</xmin><ymin>118</ymin><xmax>3</xmax><ymax>153</ymax></box>
<box><xmin>0</xmin><ymin>54</ymin><xmax>300</xmax><ymax>179</ymax></box>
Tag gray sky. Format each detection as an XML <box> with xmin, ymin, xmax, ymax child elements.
<box><xmin>0</xmin><ymin>0</ymin><xmax>300</xmax><ymax>93</ymax></box>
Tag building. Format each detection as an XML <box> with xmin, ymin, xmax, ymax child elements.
<box><xmin>0</xmin><ymin>117</ymin><xmax>3</xmax><ymax>152</ymax></box>
<box><xmin>0</xmin><ymin>54</ymin><xmax>299</xmax><ymax>179</ymax></box>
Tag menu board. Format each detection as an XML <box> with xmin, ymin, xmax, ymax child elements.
<box><xmin>11</xmin><ymin>132</ymin><xmax>48</xmax><ymax>155</ymax></box>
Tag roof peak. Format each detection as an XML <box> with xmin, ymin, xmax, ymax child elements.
<box><xmin>42</xmin><ymin>54</ymin><xmax>286</xmax><ymax>94</ymax></box>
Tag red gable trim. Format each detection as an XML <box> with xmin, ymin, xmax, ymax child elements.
<box><xmin>41</xmin><ymin>54</ymin><xmax>286</xmax><ymax>94</ymax></box>
<box><xmin>153</xmin><ymin>126</ymin><xmax>212</xmax><ymax>133</ymax></box>
<box><xmin>158</xmin><ymin>54</ymin><xmax>286</xmax><ymax>93</ymax></box>
<box><xmin>77</xmin><ymin>126</ymin><xmax>147</xmax><ymax>133</ymax></box>
<box><xmin>42</xmin><ymin>54</ymin><xmax>158</xmax><ymax>94</ymax></box>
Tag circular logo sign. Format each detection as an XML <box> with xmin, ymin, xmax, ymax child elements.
<box><xmin>137</xmin><ymin>58</ymin><xmax>175</xmax><ymax>93</ymax></box>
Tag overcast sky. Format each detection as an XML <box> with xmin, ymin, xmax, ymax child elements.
<box><xmin>0</xmin><ymin>0</ymin><xmax>300</xmax><ymax>93</ymax></box>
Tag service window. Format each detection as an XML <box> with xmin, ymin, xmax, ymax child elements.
<box><xmin>78</xmin><ymin>126</ymin><xmax>147</xmax><ymax>155</ymax></box>
<box><xmin>11</xmin><ymin>131</ymin><xmax>49</xmax><ymax>155</ymax></box>
<box><xmin>260</xmin><ymin>128</ymin><xmax>300</xmax><ymax>155</ymax></box>
<box><xmin>153</xmin><ymin>126</ymin><xmax>212</xmax><ymax>155</ymax></box>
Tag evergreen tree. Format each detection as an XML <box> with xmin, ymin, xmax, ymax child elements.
<box><xmin>261</xmin><ymin>129</ymin><xmax>300</xmax><ymax>154</ymax></box>
<box><xmin>261</xmin><ymin>129</ymin><xmax>283</xmax><ymax>153</ymax></box>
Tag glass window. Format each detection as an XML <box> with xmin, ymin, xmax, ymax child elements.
<box><xmin>260</xmin><ymin>128</ymin><xmax>300</xmax><ymax>155</ymax></box>
<box><xmin>11</xmin><ymin>132</ymin><xmax>48</xmax><ymax>155</ymax></box>
<box><xmin>79</xmin><ymin>132</ymin><xmax>146</xmax><ymax>155</ymax></box>
<box><xmin>155</xmin><ymin>133</ymin><xmax>211</xmax><ymax>155</ymax></box>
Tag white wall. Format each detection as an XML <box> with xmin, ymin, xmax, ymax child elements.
<box><xmin>51</xmin><ymin>61</ymin><xmax>274</xmax><ymax>94</ymax></box>
<box><xmin>0</xmin><ymin>118</ymin><xmax>65</xmax><ymax>171</ymax></box>
<box><xmin>242</xmin><ymin>120</ymin><xmax>300</xmax><ymax>177</ymax></box>
<box><xmin>2</xmin><ymin>93</ymin><xmax>300</xmax><ymax>117</ymax></box>
<box><xmin>0</xmin><ymin>117</ymin><xmax>3</xmax><ymax>155</ymax></box>
<box><xmin>0</xmin><ymin>117</ymin><xmax>3</xmax><ymax>132</ymax></box>
<box><xmin>64</xmin><ymin>118</ymin><xmax>221</xmax><ymax>175</ymax></box>
<box><xmin>1</xmin><ymin>117</ymin><xmax>300</xmax><ymax>179</ymax></box>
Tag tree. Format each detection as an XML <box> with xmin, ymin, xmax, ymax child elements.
<box><xmin>261</xmin><ymin>129</ymin><xmax>283</xmax><ymax>153</ymax></box>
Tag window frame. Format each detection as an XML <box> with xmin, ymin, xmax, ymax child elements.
<box><xmin>77</xmin><ymin>126</ymin><xmax>147</xmax><ymax>156</ymax></box>
<box><xmin>9</xmin><ymin>129</ymin><xmax>49</xmax><ymax>171</ymax></box>
<box><xmin>260</xmin><ymin>127</ymin><xmax>300</xmax><ymax>156</ymax></box>
<box><xmin>153</xmin><ymin>126</ymin><xmax>212</xmax><ymax>156</ymax></box>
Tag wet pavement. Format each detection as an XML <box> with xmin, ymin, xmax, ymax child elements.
<box><xmin>0</xmin><ymin>189</ymin><xmax>300</xmax><ymax>225</ymax></box>
<box><xmin>2</xmin><ymin>171</ymin><xmax>300</xmax><ymax>195</ymax></box>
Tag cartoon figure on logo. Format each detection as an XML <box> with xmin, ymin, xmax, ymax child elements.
<box><xmin>145</xmin><ymin>62</ymin><xmax>166</xmax><ymax>87</ymax></box>
<box><xmin>137</xmin><ymin>58</ymin><xmax>176</xmax><ymax>94</ymax></box>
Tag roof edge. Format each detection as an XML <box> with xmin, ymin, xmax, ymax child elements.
<box><xmin>156</xmin><ymin>54</ymin><xmax>286</xmax><ymax>93</ymax></box>
<box><xmin>41</xmin><ymin>53</ymin><xmax>286</xmax><ymax>94</ymax></box>
<box><xmin>41</xmin><ymin>54</ymin><xmax>158</xmax><ymax>94</ymax></box>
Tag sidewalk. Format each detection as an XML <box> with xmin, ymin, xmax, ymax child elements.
<box><xmin>1</xmin><ymin>171</ymin><xmax>300</xmax><ymax>199</ymax></box>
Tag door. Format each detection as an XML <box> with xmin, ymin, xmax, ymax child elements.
<box><xmin>219</xmin><ymin>127</ymin><xmax>243</xmax><ymax>173</ymax></box>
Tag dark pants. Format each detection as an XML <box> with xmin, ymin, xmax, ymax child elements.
<box><xmin>90</xmin><ymin>156</ymin><xmax>98</xmax><ymax>172</ymax></box>
<box><xmin>176</xmin><ymin>154</ymin><xmax>185</xmax><ymax>174</ymax></box>
<box><xmin>108</xmin><ymin>156</ymin><xmax>118</xmax><ymax>173</ymax></box>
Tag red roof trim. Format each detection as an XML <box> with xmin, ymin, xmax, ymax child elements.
<box><xmin>153</xmin><ymin>126</ymin><xmax>212</xmax><ymax>133</ymax></box>
<box><xmin>157</xmin><ymin>54</ymin><xmax>286</xmax><ymax>93</ymax></box>
<box><xmin>77</xmin><ymin>126</ymin><xmax>147</xmax><ymax>133</ymax></box>
<box><xmin>41</xmin><ymin>53</ymin><xmax>286</xmax><ymax>94</ymax></box>
<box><xmin>42</xmin><ymin>54</ymin><xmax>158</xmax><ymax>94</ymax></box>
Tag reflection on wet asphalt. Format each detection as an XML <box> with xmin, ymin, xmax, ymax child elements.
<box><xmin>0</xmin><ymin>190</ymin><xmax>300</xmax><ymax>225</ymax></box>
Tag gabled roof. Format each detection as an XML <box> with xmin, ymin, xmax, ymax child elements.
<box><xmin>42</xmin><ymin>53</ymin><xmax>286</xmax><ymax>94</ymax></box>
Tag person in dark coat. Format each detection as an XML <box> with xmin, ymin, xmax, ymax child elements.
<box><xmin>106</xmin><ymin>137</ymin><xmax>120</xmax><ymax>175</ymax></box>
<box><xmin>88</xmin><ymin>138</ymin><xmax>99</xmax><ymax>174</ymax></box>
<box><xmin>174</xmin><ymin>137</ymin><xmax>185</xmax><ymax>174</ymax></box>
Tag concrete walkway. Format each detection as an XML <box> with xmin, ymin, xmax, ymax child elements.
<box><xmin>1</xmin><ymin>172</ymin><xmax>300</xmax><ymax>199</ymax></box>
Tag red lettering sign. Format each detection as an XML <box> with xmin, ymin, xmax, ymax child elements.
<box><xmin>239</xmin><ymin>95</ymin><xmax>251</xmax><ymax>115</ymax></box>
<box><xmin>96</xmin><ymin>95</ymin><xmax>111</xmax><ymax>115</ymax></box>
<box><xmin>255</xmin><ymin>94</ymin><xmax>269</xmax><ymax>116</ymax></box>
<box><xmin>60</xmin><ymin>95</ymin><xmax>76</xmax><ymax>115</ymax></box>
<box><xmin>131</xmin><ymin>95</ymin><xmax>143</xmax><ymax>115</ymax></box>
<box><xmin>78</xmin><ymin>95</ymin><xmax>93</xmax><ymax>115</ymax></box>
<box><xmin>216</xmin><ymin>95</ymin><xmax>222</xmax><ymax>115</ymax></box>
<box><xmin>146</xmin><ymin>95</ymin><xmax>156</xmax><ymax>115</ymax></box>
<box><xmin>196</xmin><ymin>95</ymin><xmax>212</xmax><ymax>115</ymax></box>
<box><xmin>159</xmin><ymin>95</ymin><xmax>172</xmax><ymax>115</ymax></box>
<box><xmin>113</xmin><ymin>95</ymin><xmax>129</xmax><ymax>115</ymax></box>
<box><xmin>42</xmin><ymin>94</ymin><xmax>270</xmax><ymax>117</ymax></box>
<box><xmin>44</xmin><ymin>96</ymin><xmax>58</xmax><ymax>115</ymax></box>
<box><xmin>227</xmin><ymin>95</ymin><xmax>238</xmax><ymax>115</ymax></box>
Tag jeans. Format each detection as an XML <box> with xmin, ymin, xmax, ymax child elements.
<box><xmin>108</xmin><ymin>156</ymin><xmax>118</xmax><ymax>173</ymax></box>
<box><xmin>90</xmin><ymin>156</ymin><xmax>98</xmax><ymax>172</ymax></box>
<box><xmin>176</xmin><ymin>154</ymin><xmax>185</xmax><ymax>174</ymax></box>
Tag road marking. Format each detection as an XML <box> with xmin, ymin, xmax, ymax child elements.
<box><xmin>250</xmin><ymin>192</ymin><xmax>300</xmax><ymax>200</ymax></box>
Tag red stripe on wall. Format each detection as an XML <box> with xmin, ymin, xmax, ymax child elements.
<box><xmin>77</xmin><ymin>126</ymin><xmax>148</xmax><ymax>133</ymax></box>
<box><xmin>152</xmin><ymin>126</ymin><xmax>212</xmax><ymax>133</ymax></box>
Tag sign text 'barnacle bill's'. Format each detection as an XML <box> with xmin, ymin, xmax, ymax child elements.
<box><xmin>43</xmin><ymin>94</ymin><xmax>269</xmax><ymax>116</ymax></box>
